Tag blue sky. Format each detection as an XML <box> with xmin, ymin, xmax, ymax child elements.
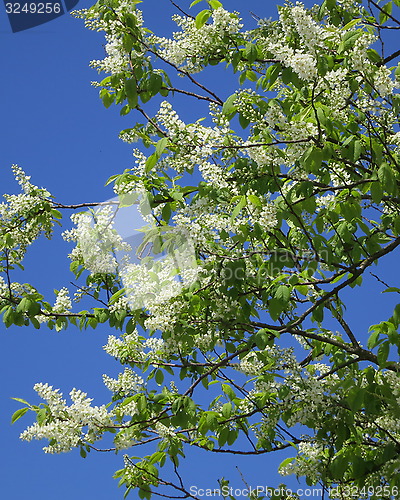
<box><xmin>1</xmin><ymin>1</ymin><xmax>400</xmax><ymax>499</ymax></box>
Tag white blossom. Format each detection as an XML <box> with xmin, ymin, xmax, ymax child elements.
<box><xmin>103</xmin><ymin>367</ymin><xmax>144</xmax><ymax>395</ymax></box>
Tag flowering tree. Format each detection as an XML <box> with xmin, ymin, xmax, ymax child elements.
<box><xmin>4</xmin><ymin>0</ymin><xmax>400</xmax><ymax>498</ymax></box>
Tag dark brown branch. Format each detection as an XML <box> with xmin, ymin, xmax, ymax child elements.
<box><xmin>137</xmin><ymin>106</ymin><xmax>168</xmax><ymax>137</ymax></box>
<box><xmin>52</xmin><ymin>201</ymin><xmax>120</xmax><ymax>209</ymax></box>
<box><xmin>169</xmin><ymin>0</ymin><xmax>194</xmax><ymax>19</ymax></box>
<box><xmin>383</xmin><ymin>48</ymin><xmax>400</xmax><ymax>65</ymax></box>
<box><xmin>291</xmin><ymin>236</ymin><xmax>400</xmax><ymax>329</ymax></box>
<box><xmin>369</xmin><ymin>0</ymin><xmax>400</xmax><ymax>26</ymax></box>
<box><xmin>183</xmin><ymin>347</ymin><xmax>250</xmax><ymax>397</ymax></box>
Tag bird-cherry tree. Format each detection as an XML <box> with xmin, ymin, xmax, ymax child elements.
<box><xmin>4</xmin><ymin>0</ymin><xmax>400</xmax><ymax>498</ymax></box>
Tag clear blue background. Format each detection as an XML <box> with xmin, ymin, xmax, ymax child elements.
<box><xmin>0</xmin><ymin>1</ymin><xmax>399</xmax><ymax>498</ymax></box>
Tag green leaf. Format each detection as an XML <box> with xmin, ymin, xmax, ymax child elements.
<box><xmin>377</xmin><ymin>341</ymin><xmax>390</xmax><ymax>366</ymax></box>
<box><xmin>342</xmin><ymin>18</ymin><xmax>360</xmax><ymax>30</ymax></box>
<box><xmin>312</xmin><ymin>305</ymin><xmax>324</xmax><ymax>323</ymax></box>
<box><xmin>379</xmin><ymin>1</ymin><xmax>393</xmax><ymax>24</ymax></box>
<box><xmin>367</xmin><ymin>331</ymin><xmax>380</xmax><ymax>349</ymax></box>
<box><xmin>36</xmin><ymin>407</ymin><xmax>47</xmax><ymax>425</ymax></box>
<box><xmin>221</xmin><ymin>402</ymin><xmax>232</xmax><ymax>418</ymax></box>
<box><xmin>238</xmin><ymin>113</ymin><xmax>250</xmax><ymax>129</ymax></box>
<box><xmin>254</xmin><ymin>329</ymin><xmax>272</xmax><ymax>349</ymax></box>
<box><xmin>353</xmin><ymin>139</ymin><xmax>362</xmax><ymax>161</ymax></box>
<box><xmin>155</xmin><ymin>369</ymin><xmax>164</xmax><ymax>386</ymax></box>
<box><xmin>279</xmin><ymin>457</ymin><xmax>294</xmax><ymax>471</ymax></box>
<box><xmin>218</xmin><ymin>427</ymin><xmax>229</xmax><ymax>447</ymax></box>
<box><xmin>11</xmin><ymin>397</ymin><xmax>31</xmax><ymax>405</ymax></box>
<box><xmin>145</xmin><ymin>153</ymin><xmax>158</xmax><ymax>173</ymax></box>
<box><xmin>148</xmin><ymin>73</ymin><xmax>163</xmax><ymax>94</ymax></box>
<box><xmin>195</xmin><ymin>9</ymin><xmax>211</xmax><ymax>29</ymax></box>
<box><xmin>331</xmin><ymin>455</ymin><xmax>349</xmax><ymax>479</ymax></box>
<box><xmin>378</xmin><ymin>163</ymin><xmax>397</xmax><ymax>195</ymax></box>
<box><xmin>227</xmin><ymin>429</ymin><xmax>237</xmax><ymax>446</ymax></box>
<box><xmin>268</xmin><ymin>298</ymin><xmax>283</xmax><ymax>321</ymax></box>
<box><xmin>222</xmin><ymin>94</ymin><xmax>237</xmax><ymax>115</ymax></box>
<box><xmin>155</xmin><ymin>137</ymin><xmax>168</xmax><ymax>157</ymax></box>
<box><xmin>338</xmin><ymin>31</ymin><xmax>363</xmax><ymax>53</ymax></box>
<box><xmin>275</xmin><ymin>285</ymin><xmax>290</xmax><ymax>303</ymax></box>
<box><xmin>393</xmin><ymin>304</ymin><xmax>400</xmax><ymax>326</ymax></box>
<box><xmin>11</xmin><ymin>407</ymin><xmax>29</xmax><ymax>424</ymax></box>
<box><xmin>347</xmin><ymin>387</ymin><xmax>365</xmax><ymax>412</ymax></box>
<box><xmin>221</xmin><ymin>384</ymin><xmax>235</xmax><ymax>400</ymax></box>
<box><xmin>382</xmin><ymin>287</ymin><xmax>400</xmax><ymax>294</ymax></box>
<box><xmin>208</xmin><ymin>0</ymin><xmax>222</xmax><ymax>8</ymax></box>
<box><xmin>370</xmin><ymin>181</ymin><xmax>383</xmax><ymax>204</ymax></box>
<box><xmin>245</xmin><ymin>43</ymin><xmax>258</xmax><ymax>63</ymax></box>
<box><xmin>230</xmin><ymin>195</ymin><xmax>246</xmax><ymax>222</ymax></box>
<box><xmin>124</xmin><ymin>78</ymin><xmax>138</xmax><ymax>108</ymax></box>
<box><xmin>263</xmin><ymin>64</ymin><xmax>281</xmax><ymax>90</ymax></box>
<box><xmin>247</xmin><ymin>194</ymin><xmax>262</xmax><ymax>207</ymax></box>
<box><xmin>99</xmin><ymin>89</ymin><xmax>114</xmax><ymax>108</ymax></box>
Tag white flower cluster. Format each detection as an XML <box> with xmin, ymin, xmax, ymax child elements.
<box><xmin>283</xmin><ymin>363</ymin><xmax>338</xmax><ymax>428</ymax></box>
<box><xmin>262</xmin><ymin>4</ymin><xmax>320</xmax><ymax>81</ymax></box>
<box><xmin>112</xmin><ymin>151</ymin><xmax>148</xmax><ymax>197</ymax></box>
<box><xmin>336</xmin><ymin>0</ymin><xmax>362</xmax><ymax>13</ymax></box>
<box><xmin>0</xmin><ymin>165</ymin><xmax>53</xmax><ymax>265</ymax></box>
<box><xmin>103</xmin><ymin>367</ymin><xmax>144</xmax><ymax>396</ymax></box>
<box><xmin>208</xmin><ymin>293</ymin><xmax>241</xmax><ymax>322</ymax></box>
<box><xmin>172</xmin><ymin>194</ymin><xmax>259</xmax><ymax>253</ymax></box>
<box><xmin>91</xmin><ymin>34</ymin><xmax>128</xmax><ymax>74</ymax></box>
<box><xmin>233</xmin><ymin>89</ymin><xmax>262</xmax><ymax>123</ymax></box>
<box><xmin>280</xmin><ymin>441</ymin><xmax>325</xmax><ymax>482</ymax></box>
<box><xmin>104</xmin><ymin>330</ymin><xmax>169</xmax><ymax>364</ymax></box>
<box><xmin>154</xmin><ymin>422</ymin><xmax>176</xmax><ymax>439</ymax></box>
<box><xmin>244</xmin><ymin>143</ymin><xmax>283</xmax><ymax>181</ymax></box>
<box><xmin>153</xmin><ymin>8</ymin><xmax>243</xmax><ymax>72</ymax></box>
<box><xmin>374</xmin><ymin>66</ymin><xmax>397</xmax><ymax>98</ymax></box>
<box><xmin>316</xmin><ymin>193</ymin><xmax>336</xmax><ymax>210</ymax></box>
<box><xmin>239</xmin><ymin>352</ymin><xmax>264</xmax><ymax>375</ymax></box>
<box><xmin>154</xmin><ymin>101</ymin><xmax>233</xmax><ymax>185</ymax></box>
<box><xmin>253</xmin><ymin>204</ymin><xmax>278</xmax><ymax>231</ymax></box>
<box><xmin>11</xmin><ymin>164</ymin><xmax>35</xmax><ymax>194</ymax></box>
<box><xmin>319</xmin><ymin>68</ymin><xmax>351</xmax><ymax>121</ymax></box>
<box><xmin>263</xmin><ymin>102</ymin><xmax>287</xmax><ymax>129</ymax></box>
<box><xmin>121</xmin><ymin>236</ymin><xmax>197</xmax><ymax>312</ymax></box>
<box><xmin>288</xmin><ymin>3</ymin><xmax>323</xmax><ymax>53</ymax></box>
<box><xmin>20</xmin><ymin>383</ymin><xmax>112</xmax><ymax>453</ymax></box>
<box><xmin>288</xmin><ymin>51</ymin><xmax>317</xmax><ymax>81</ymax></box>
<box><xmin>349</xmin><ymin>32</ymin><xmax>377</xmax><ymax>71</ymax></box>
<box><xmin>143</xmin><ymin>299</ymin><xmax>185</xmax><ymax>334</ymax></box>
<box><xmin>374</xmin><ymin>372</ymin><xmax>400</xmax><ymax>436</ymax></box>
<box><xmin>195</xmin><ymin>328</ymin><xmax>216</xmax><ymax>352</ymax></box>
<box><xmin>0</xmin><ymin>277</ymin><xmax>37</xmax><ymax>302</ymax></box>
<box><xmin>114</xmin><ymin>427</ymin><xmax>140</xmax><ymax>450</ymax></box>
<box><xmin>87</xmin><ymin>6</ymin><xmax>144</xmax><ymax>75</ymax></box>
<box><xmin>62</xmin><ymin>206</ymin><xmax>131</xmax><ymax>275</ymax></box>
<box><xmin>52</xmin><ymin>287</ymin><xmax>72</xmax><ymax>313</ymax></box>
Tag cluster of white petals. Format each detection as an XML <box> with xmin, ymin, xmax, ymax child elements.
<box><xmin>52</xmin><ymin>287</ymin><xmax>72</xmax><ymax>313</ymax></box>
<box><xmin>103</xmin><ymin>367</ymin><xmax>144</xmax><ymax>396</ymax></box>
<box><xmin>62</xmin><ymin>206</ymin><xmax>131</xmax><ymax>274</ymax></box>
<box><xmin>0</xmin><ymin>165</ymin><xmax>53</xmax><ymax>265</ymax></box>
<box><xmin>153</xmin><ymin>8</ymin><xmax>243</xmax><ymax>72</ymax></box>
<box><xmin>20</xmin><ymin>384</ymin><xmax>112</xmax><ymax>453</ymax></box>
